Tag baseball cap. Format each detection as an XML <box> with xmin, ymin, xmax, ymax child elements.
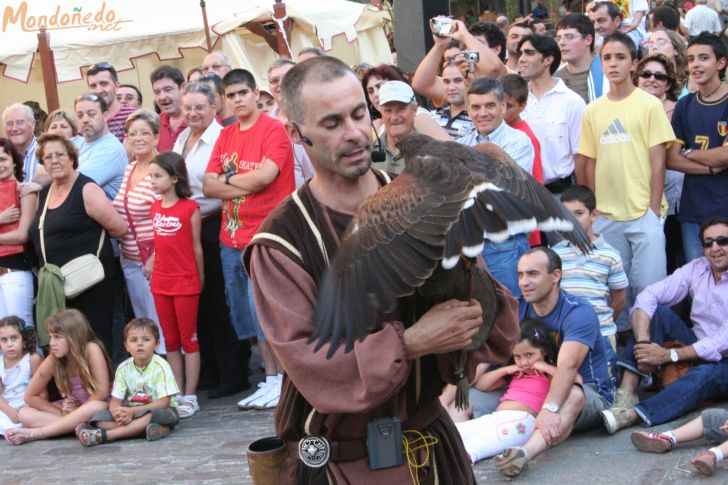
<box><xmin>378</xmin><ymin>81</ymin><xmax>415</xmax><ymax>105</ymax></box>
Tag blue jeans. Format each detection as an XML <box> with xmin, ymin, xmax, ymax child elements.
<box><xmin>616</xmin><ymin>306</ymin><xmax>728</xmax><ymax>426</ymax></box>
<box><xmin>681</xmin><ymin>221</ymin><xmax>703</xmax><ymax>263</ymax></box>
<box><xmin>482</xmin><ymin>234</ymin><xmax>529</xmax><ymax>297</ymax></box>
<box><xmin>618</xmin><ymin>306</ymin><xmax>697</xmax><ymax>376</ymax></box>
<box><xmin>220</xmin><ymin>244</ymin><xmax>262</xmax><ymax>341</ymax></box>
<box><xmin>635</xmin><ymin>360</ymin><xmax>728</xmax><ymax>426</ymax></box>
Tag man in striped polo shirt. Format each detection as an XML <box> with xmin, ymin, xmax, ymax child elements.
<box><xmin>87</xmin><ymin>62</ymin><xmax>136</xmax><ymax>142</ymax></box>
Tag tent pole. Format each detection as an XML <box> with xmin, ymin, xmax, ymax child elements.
<box><xmin>37</xmin><ymin>25</ymin><xmax>60</xmax><ymax>113</ymax></box>
<box><xmin>200</xmin><ymin>0</ymin><xmax>213</xmax><ymax>51</ymax></box>
<box><xmin>273</xmin><ymin>0</ymin><xmax>293</xmax><ymax>58</ymax></box>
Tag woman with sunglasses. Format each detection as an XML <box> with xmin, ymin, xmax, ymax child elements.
<box><xmin>633</xmin><ymin>53</ymin><xmax>684</xmax><ymax>273</ymax></box>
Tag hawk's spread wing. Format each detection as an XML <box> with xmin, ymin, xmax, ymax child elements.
<box><xmin>311</xmin><ymin>135</ymin><xmax>590</xmax><ymax>357</ymax></box>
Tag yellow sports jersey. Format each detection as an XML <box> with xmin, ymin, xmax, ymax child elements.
<box><xmin>579</xmin><ymin>88</ymin><xmax>674</xmax><ymax>221</ymax></box>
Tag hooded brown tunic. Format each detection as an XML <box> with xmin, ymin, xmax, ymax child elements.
<box><xmin>244</xmin><ymin>172</ymin><xmax>519</xmax><ymax>484</ymax></box>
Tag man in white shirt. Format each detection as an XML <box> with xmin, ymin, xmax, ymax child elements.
<box><xmin>518</xmin><ymin>35</ymin><xmax>586</xmax><ymax>191</ymax></box>
<box><xmin>685</xmin><ymin>0</ymin><xmax>722</xmax><ymax>37</ymax></box>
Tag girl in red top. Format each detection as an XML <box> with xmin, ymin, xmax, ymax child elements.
<box><xmin>146</xmin><ymin>152</ymin><xmax>203</xmax><ymax>419</ymax></box>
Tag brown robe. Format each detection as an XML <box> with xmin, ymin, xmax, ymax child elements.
<box><xmin>246</xmin><ymin>175</ymin><xmax>519</xmax><ymax>484</ymax></box>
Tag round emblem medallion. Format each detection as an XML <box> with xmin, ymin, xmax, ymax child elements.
<box><xmin>298</xmin><ymin>435</ymin><xmax>330</xmax><ymax>468</ymax></box>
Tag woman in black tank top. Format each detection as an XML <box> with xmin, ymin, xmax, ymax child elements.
<box><xmin>28</xmin><ymin>134</ymin><xmax>128</xmax><ymax>352</ymax></box>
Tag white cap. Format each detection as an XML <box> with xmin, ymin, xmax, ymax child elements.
<box><xmin>378</xmin><ymin>81</ymin><xmax>415</xmax><ymax>105</ymax></box>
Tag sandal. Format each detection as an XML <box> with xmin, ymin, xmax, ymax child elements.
<box><xmin>5</xmin><ymin>427</ymin><xmax>43</xmax><ymax>446</ymax></box>
<box><xmin>78</xmin><ymin>428</ymin><xmax>106</xmax><ymax>448</ymax></box>
<box><xmin>74</xmin><ymin>422</ymin><xmax>93</xmax><ymax>439</ymax></box>
<box><xmin>494</xmin><ymin>447</ymin><xmax>529</xmax><ymax>477</ymax></box>
<box><xmin>177</xmin><ymin>396</ymin><xmax>199</xmax><ymax>419</ymax></box>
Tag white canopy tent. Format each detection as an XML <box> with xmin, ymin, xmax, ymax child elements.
<box><xmin>0</xmin><ymin>0</ymin><xmax>392</xmax><ymax>112</ymax></box>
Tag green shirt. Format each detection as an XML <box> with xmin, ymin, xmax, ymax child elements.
<box><xmin>112</xmin><ymin>354</ymin><xmax>179</xmax><ymax>407</ymax></box>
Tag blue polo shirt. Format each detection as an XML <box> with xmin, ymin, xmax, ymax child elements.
<box><xmin>519</xmin><ymin>290</ymin><xmax>612</xmax><ymax>404</ymax></box>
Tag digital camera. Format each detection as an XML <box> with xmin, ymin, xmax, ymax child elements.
<box><xmin>431</xmin><ymin>16</ymin><xmax>454</xmax><ymax>36</ymax></box>
<box><xmin>461</xmin><ymin>50</ymin><xmax>480</xmax><ymax>63</ymax></box>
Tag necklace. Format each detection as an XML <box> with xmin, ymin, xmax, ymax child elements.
<box><xmin>700</xmin><ymin>82</ymin><xmax>724</xmax><ymax>101</ymax></box>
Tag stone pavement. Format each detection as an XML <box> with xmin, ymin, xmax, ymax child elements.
<box><xmin>1</xmin><ymin>353</ymin><xmax>727</xmax><ymax>484</ymax></box>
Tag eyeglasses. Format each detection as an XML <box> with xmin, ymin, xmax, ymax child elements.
<box><xmin>42</xmin><ymin>152</ymin><xmax>69</xmax><ymax>163</ymax></box>
<box><xmin>643</xmin><ymin>38</ymin><xmax>670</xmax><ymax>50</ymax></box>
<box><xmin>127</xmin><ymin>131</ymin><xmax>154</xmax><ymax>139</ymax></box>
<box><xmin>702</xmin><ymin>236</ymin><xmax>728</xmax><ymax>248</ymax></box>
<box><xmin>182</xmin><ymin>104</ymin><xmax>211</xmax><ymax>113</ymax></box>
<box><xmin>555</xmin><ymin>33</ymin><xmax>584</xmax><ymax>42</ymax></box>
<box><xmin>638</xmin><ymin>70</ymin><xmax>669</xmax><ymax>82</ymax></box>
<box><xmin>4</xmin><ymin>119</ymin><xmax>27</xmax><ymax>128</ymax></box>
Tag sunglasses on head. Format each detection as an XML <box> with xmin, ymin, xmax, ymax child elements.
<box><xmin>702</xmin><ymin>236</ymin><xmax>728</xmax><ymax>248</ymax></box>
<box><xmin>90</xmin><ymin>61</ymin><xmax>113</xmax><ymax>70</ymax></box>
<box><xmin>638</xmin><ymin>70</ymin><xmax>668</xmax><ymax>82</ymax></box>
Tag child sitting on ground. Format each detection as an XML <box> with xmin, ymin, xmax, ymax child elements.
<box><xmin>5</xmin><ymin>309</ymin><xmax>112</xmax><ymax>445</ymax></box>
<box><xmin>553</xmin><ymin>185</ymin><xmax>628</xmax><ymax>381</ymax></box>
<box><xmin>77</xmin><ymin>318</ymin><xmax>180</xmax><ymax>446</ymax></box>
<box><xmin>455</xmin><ymin>319</ymin><xmax>574</xmax><ymax>463</ymax></box>
<box><xmin>0</xmin><ymin>316</ymin><xmax>42</xmax><ymax>436</ymax></box>
<box><xmin>631</xmin><ymin>408</ymin><xmax>728</xmax><ymax>477</ymax></box>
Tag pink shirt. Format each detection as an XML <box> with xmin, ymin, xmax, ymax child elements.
<box><xmin>500</xmin><ymin>372</ymin><xmax>550</xmax><ymax>412</ymax></box>
<box><xmin>633</xmin><ymin>257</ymin><xmax>728</xmax><ymax>362</ymax></box>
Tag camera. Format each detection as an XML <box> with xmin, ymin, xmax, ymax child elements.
<box><xmin>431</xmin><ymin>16</ymin><xmax>454</xmax><ymax>36</ymax></box>
<box><xmin>461</xmin><ymin>50</ymin><xmax>480</xmax><ymax>63</ymax></box>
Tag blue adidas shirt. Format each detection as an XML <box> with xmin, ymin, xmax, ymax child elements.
<box><xmin>519</xmin><ymin>290</ymin><xmax>613</xmax><ymax>404</ymax></box>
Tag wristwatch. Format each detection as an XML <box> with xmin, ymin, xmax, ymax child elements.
<box><xmin>542</xmin><ymin>402</ymin><xmax>560</xmax><ymax>413</ymax></box>
<box><xmin>225</xmin><ymin>172</ymin><xmax>234</xmax><ymax>185</ymax></box>
<box><xmin>669</xmin><ymin>349</ymin><xmax>679</xmax><ymax>363</ymax></box>
<box><xmin>682</xmin><ymin>148</ymin><xmax>694</xmax><ymax>158</ymax></box>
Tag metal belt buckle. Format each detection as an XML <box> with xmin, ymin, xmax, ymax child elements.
<box><xmin>298</xmin><ymin>435</ymin><xmax>330</xmax><ymax>468</ymax></box>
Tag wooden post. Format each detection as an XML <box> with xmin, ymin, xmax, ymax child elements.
<box><xmin>200</xmin><ymin>0</ymin><xmax>213</xmax><ymax>51</ymax></box>
<box><xmin>273</xmin><ymin>0</ymin><xmax>293</xmax><ymax>58</ymax></box>
<box><xmin>37</xmin><ymin>25</ymin><xmax>60</xmax><ymax>113</ymax></box>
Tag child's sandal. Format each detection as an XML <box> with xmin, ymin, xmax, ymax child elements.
<box><xmin>74</xmin><ymin>422</ymin><xmax>93</xmax><ymax>439</ymax></box>
<box><xmin>79</xmin><ymin>428</ymin><xmax>106</xmax><ymax>447</ymax></box>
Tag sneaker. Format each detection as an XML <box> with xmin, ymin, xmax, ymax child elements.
<box><xmin>691</xmin><ymin>450</ymin><xmax>717</xmax><ymax>477</ymax></box>
<box><xmin>177</xmin><ymin>395</ymin><xmax>200</xmax><ymax>419</ymax></box>
<box><xmin>630</xmin><ymin>432</ymin><xmax>673</xmax><ymax>454</ymax></box>
<box><xmin>613</xmin><ymin>389</ymin><xmax>639</xmax><ymax>409</ymax></box>
<box><xmin>494</xmin><ymin>447</ymin><xmax>528</xmax><ymax>477</ymax></box>
<box><xmin>601</xmin><ymin>408</ymin><xmax>638</xmax><ymax>434</ymax></box>
<box><xmin>250</xmin><ymin>379</ymin><xmax>281</xmax><ymax>410</ymax></box>
<box><xmin>146</xmin><ymin>423</ymin><xmax>172</xmax><ymax>441</ymax></box>
<box><xmin>237</xmin><ymin>381</ymin><xmax>270</xmax><ymax>410</ymax></box>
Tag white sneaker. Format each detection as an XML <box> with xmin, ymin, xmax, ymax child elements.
<box><xmin>237</xmin><ymin>381</ymin><xmax>270</xmax><ymax>410</ymax></box>
<box><xmin>250</xmin><ymin>381</ymin><xmax>281</xmax><ymax>410</ymax></box>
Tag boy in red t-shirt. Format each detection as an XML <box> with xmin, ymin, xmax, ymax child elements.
<box><xmin>204</xmin><ymin>69</ymin><xmax>294</xmax><ymax>410</ymax></box>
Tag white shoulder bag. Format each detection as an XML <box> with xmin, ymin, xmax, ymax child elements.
<box><xmin>39</xmin><ymin>184</ymin><xmax>106</xmax><ymax>299</ymax></box>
